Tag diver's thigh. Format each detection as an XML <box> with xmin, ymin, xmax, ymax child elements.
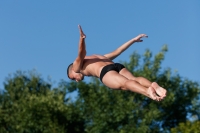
<box><xmin>119</xmin><ymin>68</ymin><xmax>136</xmax><ymax>80</ymax></box>
<box><xmin>102</xmin><ymin>71</ymin><xmax>128</xmax><ymax>89</ymax></box>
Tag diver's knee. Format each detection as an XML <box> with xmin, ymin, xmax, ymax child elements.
<box><xmin>120</xmin><ymin>80</ymin><xmax>129</xmax><ymax>90</ymax></box>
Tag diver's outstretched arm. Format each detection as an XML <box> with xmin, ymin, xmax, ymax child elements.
<box><xmin>104</xmin><ymin>34</ymin><xmax>148</xmax><ymax>60</ymax></box>
<box><xmin>72</xmin><ymin>25</ymin><xmax>87</xmax><ymax>73</ymax></box>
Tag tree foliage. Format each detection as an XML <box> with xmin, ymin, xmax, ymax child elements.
<box><xmin>0</xmin><ymin>71</ymin><xmax>84</xmax><ymax>133</ymax></box>
<box><xmin>171</xmin><ymin>120</ymin><xmax>200</xmax><ymax>133</ymax></box>
<box><xmin>0</xmin><ymin>45</ymin><xmax>199</xmax><ymax>133</ymax></box>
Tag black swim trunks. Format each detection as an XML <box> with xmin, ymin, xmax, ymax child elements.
<box><xmin>99</xmin><ymin>63</ymin><xmax>125</xmax><ymax>82</ymax></box>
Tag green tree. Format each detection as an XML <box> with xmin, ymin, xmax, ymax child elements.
<box><xmin>65</xmin><ymin>45</ymin><xmax>200</xmax><ymax>133</ymax></box>
<box><xmin>0</xmin><ymin>45</ymin><xmax>199</xmax><ymax>133</ymax></box>
<box><xmin>171</xmin><ymin>120</ymin><xmax>200</xmax><ymax>133</ymax></box>
<box><xmin>0</xmin><ymin>71</ymin><xmax>85</xmax><ymax>133</ymax></box>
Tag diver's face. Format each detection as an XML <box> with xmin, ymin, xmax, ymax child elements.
<box><xmin>70</xmin><ymin>71</ymin><xmax>84</xmax><ymax>82</ymax></box>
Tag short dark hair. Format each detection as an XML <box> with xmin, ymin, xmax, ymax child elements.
<box><xmin>67</xmin><ymin>63</ymin><xmax>73</xmax><ymax>79</ymax></box>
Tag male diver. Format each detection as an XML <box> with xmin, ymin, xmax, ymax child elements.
<box><xmin>67</xmin><ymin>25</ymin><xmax>167</xmax><ymax>101</ymax></box>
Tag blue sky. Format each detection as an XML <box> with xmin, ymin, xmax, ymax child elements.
<box><xmin>0</xmin><ymin>1</ymin><xmax>200</xmax><ymax>90</ymax></box>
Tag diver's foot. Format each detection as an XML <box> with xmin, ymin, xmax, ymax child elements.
<box><xmin>147</xmin><ymin>86</ymin><xmax>162</xmax><ymax>101</ymax></box>
<box><xmin>151</xmin><ymin>82</ymin><xmax>167</xmax><ymax>99</ymax></box>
